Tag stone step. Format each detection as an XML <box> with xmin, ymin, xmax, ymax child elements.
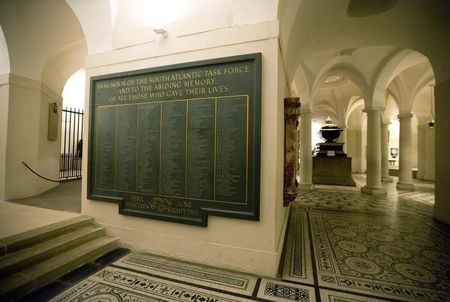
<box><xmin>0</xmin><ymin>215</ymin><xmax>94</xmax><ymax>255</ymax></box>
<box><xmin>0</xmin><ymin>225</ymin><xmax>105</xmax><ymax>276</ymax></box>
<box><xmin>0</xmin><ymin>235</ymin><xmax>118</xmax><ymax>301</ymax></box>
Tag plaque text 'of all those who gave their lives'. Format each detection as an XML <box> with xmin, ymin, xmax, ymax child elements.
<box><xmin>88</xmin><ymin>53</ymin><xmax>261</xmax><ymax>226</ymax></box>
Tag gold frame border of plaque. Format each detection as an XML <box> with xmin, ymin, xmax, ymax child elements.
<box><xmin>87</xmin><ymin>53</ymin><xmax>261</xmax><ymax>226</ymax></box>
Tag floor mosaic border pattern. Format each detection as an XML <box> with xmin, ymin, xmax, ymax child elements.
<box><xmin>309</xmin><ymin>210</ymin><xmax>450</xmax><ymax>302</ymax></box>
<box><xmin>112</xmin><ymin>252</ymin><xmax>258</xmax><ymax>296</ymax></box>
<box><xmin>282</xmin><ymin>206</ymin><xmax>314</xmax><ymax>285</ymax></box>
<box><xmin>319</xmin><ymin>289</ymin><xmax>390</xmax><ymax>302</ymax></box>
<box><xmin>50</xmin><ymin>266</ymin><xmax>256</xmax><ymax>302</ymax></box>
<box><xmin>257</xmin><ymin>279</ymin><xmax>316</xmax><ymax>302</ymax></box>
<box><xmin>51</xmin><ymin>253</ymin><xmax>320</xmax><ymax>302</ymax></box>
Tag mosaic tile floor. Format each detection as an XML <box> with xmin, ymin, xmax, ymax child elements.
<box><xmin>49</xmin><ymin>252</ymin><xmax>317</xmax><ymax>302</ymax></box>
<box><xmin>284</xmin><ymin>177</ymin><xmax>450</xmax><ymax>302</ymax></box>
<box><xmin>31</xmin><ymin>176</ymin><xmax>450</xmax><ymax>302</ymax></box>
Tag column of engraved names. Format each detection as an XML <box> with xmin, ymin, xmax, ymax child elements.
<box><xmin>161</xmin><ymin>101</ymin><xmax>186</xmax><ymax>196</ymax></box>
<box><xmin>137</xmin><ymin>103</ymin><xmax>160</xmax><ymax>193</ymax></box>
<box><xmin>215</xmin><ymin>96</ymin><xmax>247</xmax><ymax>202</ymax></box>
<box><xmin>187</xmin><ymin>99</ymin><xmax>215</xmax><ymax>199</ymax></box>
<box><xmin>115</xmin><ymin>105</ymin><xmax>137</xmax><ymax>191</ymax></box>
<box><xmin>95</xmin><ymin>107</ymin><xmax>116</xmax><ymax>190</ymax></box>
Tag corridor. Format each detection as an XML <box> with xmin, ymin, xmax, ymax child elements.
<box><xmin>19</xmin><ymin>176</ymin><xmax>449</xmax><ymax>302</ymax></box>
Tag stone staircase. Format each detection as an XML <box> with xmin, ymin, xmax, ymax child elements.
<box><xmin>0</xmin><ymin>215</ymin><xmax>118</xmax><ymax>301</ymax></box>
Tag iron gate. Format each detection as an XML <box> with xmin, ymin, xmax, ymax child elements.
<box><xmin>60</xmin><ymin>107</ymin><xmax>84</xmax><ymax>179</ymax></box>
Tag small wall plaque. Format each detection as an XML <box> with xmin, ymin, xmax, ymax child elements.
<box><xmin>48</xmin><ymin>102</ymin><xmax>59</xmax><ymax>141</ymax></box>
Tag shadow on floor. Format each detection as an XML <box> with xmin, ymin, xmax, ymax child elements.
<box><xmin>10</xmin><ymin>179</ymin><xmax>81</xmax><ymax>213</ymax></box>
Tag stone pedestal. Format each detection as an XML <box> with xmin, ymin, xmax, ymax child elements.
<box><xmin>312</xmin><ymin>118</ymin><xmax>356</xmax><ymax>186</ymax></box>
<box><xmin>312</xmin><ymin>156</ymin><xmax>356</xmax><ymax>186</ymax></box>
<box><xmin>283</xmin><ymin>97</ymin><xmax>300</xmax><ymax>205</ymax></box>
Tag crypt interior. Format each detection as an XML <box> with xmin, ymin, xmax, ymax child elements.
<box><xmin>0</xmin><ymin>0</ymin><xmax>450</xmax><ymax>301</ymax></box>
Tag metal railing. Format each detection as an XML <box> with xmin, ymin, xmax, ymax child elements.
<box><xmin>60</xmin><ymin>107</ymin><xmax>84</xmax><ymax>179</ymax></box>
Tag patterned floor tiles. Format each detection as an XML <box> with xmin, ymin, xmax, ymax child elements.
<box><xmin>319</xmin><ymin>289</ymin><xmax>390</xmax><ymax>302</ymax></box>
<box><xmin>257</xmin><ymin>279</ymin><xmax>316</xmax><ymax>302</ymax></box>
<box><xmin>112</xmin><ymin>252</ymin><xmax>258</xmax><ymax>296</ymax></box>
<box><xmin>50</xmin><ymin>266</ymin><xmax>256</xmax><ymax>302</ymax></box>
<box><xmin>295</xmin><ymin>191</ymin><xmax>394</xmax><ymax>214</ymax></box>
<box><xmin>282</xmin><ymin>209</ymin><xmax>315</xmax><ymax>285</ymax></box>
<box><xmin>309</xmin><ymin>210</ymin><xmax>450</xmax><ymax>301</ymax></box>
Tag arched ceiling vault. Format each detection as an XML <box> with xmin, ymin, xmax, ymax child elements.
<box><xmin>0</xmin><ymin>0</ymin><xmax>87</xmax><ymax>93</ymax></box>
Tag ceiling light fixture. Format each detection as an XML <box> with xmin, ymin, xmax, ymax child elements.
<box><xmin>153</xmin><ymin>28</ymin><xmax>168</xmax><ymax>38</ymax></box>
<box><xmin>428</xmin><ymin>84</ymin><xmax>435</xmax><ymax>128</ymax></box>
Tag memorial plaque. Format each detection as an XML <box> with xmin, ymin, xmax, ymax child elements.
<box><xmin>88</xmin><ymin>53</ymin><xmax>261</xmax><ymax>226</ymax></box>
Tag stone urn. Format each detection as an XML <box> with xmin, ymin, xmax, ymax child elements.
<box><xmin>319</xmin><ymin>117</ymin><xmax>342</xmax><ymax>143</ymax></box>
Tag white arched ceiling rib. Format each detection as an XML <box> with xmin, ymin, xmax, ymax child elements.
<box><xmin>65</xmin><ymin>0</ymin><xmax>114</xmax><ymax>54</ymax></box>
<box><xmin>314</xmin><ymin>102</ymin><xmax>337</xmax><ymax>120</ymax></box>
<box><xmin>41</xmin><ymin>39</ymin><xmax>87</xmax><ymax>94</ymax></box>
<box><xmin>0</xmin><ymin>26</ymin><xmax>10</xmax><ymax>74</ymax></box>
<box><xmin>387</xmin><ymin>75</ymin><xmax>410</xmax><ymax>112</ymax></box>
<box><xmin>383</xmin><ymin>93</ymin><xmax>399</xmax><ymax>123</ymax></box>
<box><xmin>311</xmin><ymin>63</ymin><xmax>369</xmax><ymax>109</ymax></box>
<box><xmin>345</xmin><ymin>97</ymin><xmax>364</xmax><ymax>127</ymax></box>
<box><xmin>409</xmin><ymin>68</ymin><xmax>435</xmax><ymax>108</ymax></box>
<box><xmin>330</xmin><ymin>88</ymin><xmax>347</xmax><ymax>127</ymax></box>
<box><xmin>291</xmin><ymin>63</ymin><xmax>313</xmax><ymax>110</ymax></box>
<box><xmin>277</xmin><ymin>0</ymin><xmax>303</xmax><ymax>53</ymax></box>
<box><xmin>386</xmin><ymin>88</ymin><xmax>400</xmax><ymax>112</ymax></box>
<box><xmin>412</xmin><ymin>84</ymin><xmax>434</xmax><ymax>125</ymax></box>
<box><xmin>371</xmin><ymin>48</ymin><xmax>428</xmax><ymax>108</ymax></box>
<box><xmin>1</xmin><ymin>0</ymin><xmax>85</xmax><ymax>81</ymax></box>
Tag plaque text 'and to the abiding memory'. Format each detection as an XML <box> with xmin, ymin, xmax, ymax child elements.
<box><xmin>88</xmin><ymin>53</ymin><xmax>261</xmax><ymax>226</ymax></box>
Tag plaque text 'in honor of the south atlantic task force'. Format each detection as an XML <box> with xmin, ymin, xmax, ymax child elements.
<box><xmin>88</xmin><ymin>53</ymin><xmax>261</xmax><ymax>226</ymax></box>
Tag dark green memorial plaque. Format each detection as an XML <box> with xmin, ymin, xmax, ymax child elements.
<box><xmin>88</xmin><ymin>53</ymin><xmax>261</xmax><ymax>226</ymax></box>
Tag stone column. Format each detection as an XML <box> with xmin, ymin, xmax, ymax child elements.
<box><xmin>284</xmin><ymin>97</ymin><xmax>301</xmax><ymax>205</ymax></box>
<box><xmin>362</xmin><ymin>108</ymin><xmax>386</xmax><ymax>195</ymax></box>
<box><xmin>337</xmin><ymin>126</ymin><xmax>347</xmax><ymax>153</ymax></box>
<box><xmin>397</xmin><ymin>113</ymin><xmax>415</xmax><ymax>190</ymax></box>
<box><xmin>299</xmin><ymin>107</ymin><xmax>313</xmax><ymax>191</ymax></box>
<box><xmin>416</xmin><ymin>124</ymin><xmax>426</xmax><ymax>180</ymax></box>
<box><xmin>381</xmin><ymin>122</ymin><xmax>393</xmax><ymax>182</ymax></box>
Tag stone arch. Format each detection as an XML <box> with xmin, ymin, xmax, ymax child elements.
<box><xmin>0</xmin><ymin>26</ymin><xmax>10</xmax><ymax>74</ymax></box>
<box><xmin>345</xmin><ymin>96</ymin><xmax>364</xmax><ymax>127</ymax></box>
<box><xmin>410</xmin><ymin>69</ymin><xmax>435</xmax><ymax>110</ymax></box>
<box><xmin>311</xmin><ymin>63</ymin><xmax>369</xmax><ymax>109</ymax></box>
<box><xmin>291</xmin><ymin>63</ymin><xmax>313</xmax><ymax>110</ymax></box>
<box><xmin>41</xmin><ymin>39</ymin><xmax>87</xmax><ymax>95</ymax></box>
<box><xmin>372</xmin><ymin>48</ymin><xmax>430</xmax><ymax>108</ymax></box>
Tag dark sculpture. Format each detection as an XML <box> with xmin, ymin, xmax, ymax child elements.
<box><xmin>319</xmin><ymin>117</ymin><xmax>342</xmax><ymax>143</ymax></box>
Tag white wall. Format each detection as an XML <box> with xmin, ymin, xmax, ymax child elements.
<box><xmin>2</xmin><ymin>74</ymin><xmax>61</xmax><ymax>200</ymax></box>
<box><xmin>81</xmin><ymin>20</ymin><xmax>287</xmax><ymax>277</ymax></box>
<box><xmin>0</xmin><ymin>74</ymin><xmax>9</xmax><ymax>200</ymax></box>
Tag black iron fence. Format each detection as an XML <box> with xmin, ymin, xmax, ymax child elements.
<box><xmin>60</xmin><ymin>107</ymin><xmax>84</xmax><ymax>179</ymax></box>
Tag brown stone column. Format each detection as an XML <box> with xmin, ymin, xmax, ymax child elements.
<box><xmin>284</xmin><ymin>97</ymin><xmax>301</xmax><ymax>205</ymax></box>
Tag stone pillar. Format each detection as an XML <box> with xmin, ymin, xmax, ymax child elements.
<box><xmin>417</xmin><ymin>124</ymin><xmax>426</xmax><ymax>180</ymax></box>
<box><xmin>381</xmin><ymin>122</ymin><xmax>393</xmax><ymax>182</ymax></box>
<box><xmin>423</xmin><ymin>126</ymin><xmax>435</xmax><ymax>181</ymax></box>
<box><xmin>284</xmin><ymin>97</ymin><xmax>301</xmax><ymax>205</ymax></box>
<box><xmin>362</xmin><ymin>108</ymin><xmax>386</xmax><ymax>195</ymax></box>
<box><xmin>397</xmin><ymin>113</ymin><xmax>415</xmax><ymax>190</ymax></box>
<box><xmin>433</xmin><ymin>78</ymin><xmax>450</xmax><ymax>225</ymax></box>
<box><xmin>337</xmin><ymin>126</ymin><xmax>347</xmax><ymax>153</ymax></box>
<box><xmin>299</xmin><ymin>107</ymin><xmax>313</xmax><ymax>191</ymax></box>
